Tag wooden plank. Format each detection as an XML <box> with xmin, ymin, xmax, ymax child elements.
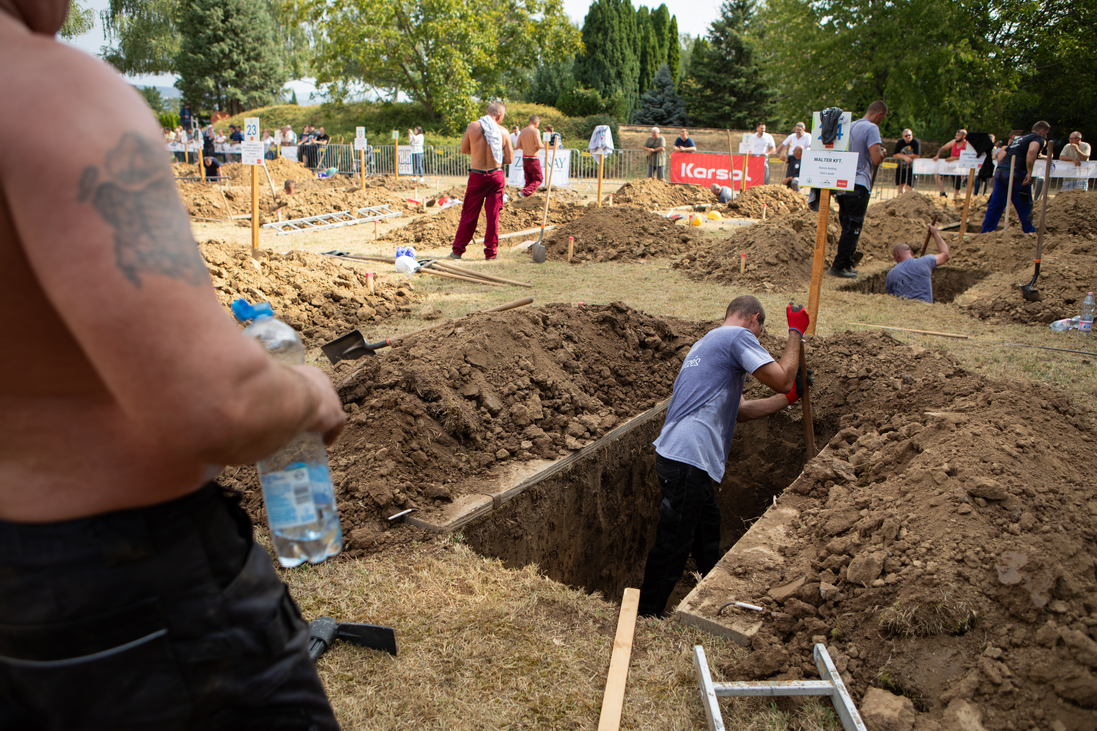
<box><xmin>806</xmin><ymin>189</ymin><xmax>830</xmax><ymax>335</ymax></box>
<box><xmin>597</xmin><ymin>588</ymin><xmax>641</xmax><ymax>731</ymax></box>
<box><xmin>843</xmin><ymin>322</ymin><xmax>969</xmax><ymax>339</ymax></box>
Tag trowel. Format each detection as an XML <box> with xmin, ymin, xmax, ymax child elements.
<box><xmin>308</xmin><ymin>616</ymin><xmax>397</xmax><ymax>660</ymax></box>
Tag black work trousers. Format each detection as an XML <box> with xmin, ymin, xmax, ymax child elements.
<box><xmin>0</xmin><ymin>485</ymin><xmax>338</xmax><ymax>731</ymax></box>
<box><xmin>833</xmin><ymin>184</ymin><xmax>871</xmax><ymax>271</ymax></box>
<box><xmin>638</xmin><ymin>455</ymin><xmax>721</xmax><ymax>618</ymax></box>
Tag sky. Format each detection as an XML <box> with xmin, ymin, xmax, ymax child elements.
<box><xmin>60</xmin><ymin>0</ymin><xmax>720</xmax><ymax>99</ymax></box>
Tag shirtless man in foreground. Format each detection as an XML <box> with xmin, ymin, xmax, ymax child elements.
<box><xmin>447</xmin><ymin>101</ymin><xmax>513</xmax><ymax>261</ymax></box>
<box><xmin>0</xmin><ymin>2</ymin><xmax>344</xmax><ymax>728</ymax></box>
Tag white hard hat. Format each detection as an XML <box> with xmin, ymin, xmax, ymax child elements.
<box><xmin>394</xmin><ymin>255</ymin><xmax>420</xmax><ymax>274</ymax></box>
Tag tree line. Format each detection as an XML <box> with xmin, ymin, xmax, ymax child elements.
<box><xmin>89</xmin><ymin>0</ymin><xmax>1093</xmax><ymax>143</ymax></box>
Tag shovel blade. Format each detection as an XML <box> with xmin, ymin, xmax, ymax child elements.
<box><xmin>531</xmin><ymin>240</ymin><xmax>547</xmax><ymax>263</ymax></box>
<box><xmin>1020</xmin><ymin>284</ymin><xmax>1043</xmax><ymax>302</ymax></box>
<box><xmin>320</xmin><ymin>330</ymin><xmax>374</xmax><ymax>364</ymax></box>
<box><xmin>336</xmin><ymin>622</ymin><xmax>398</xmax><ymax>657</ymax></box>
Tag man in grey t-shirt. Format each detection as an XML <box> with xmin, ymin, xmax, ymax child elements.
<box><xmin>885</xmin><ymin>224</ymin><xmax>950</xmax><ymax>303</ymax></box>
<box><xmin>829</xmin><ymin>100</ymin><xmax>887</xmax><ymax>279</ymax></box>
<box><xmin>638</xmin><ymin>296</ymin><xmax>809</xmax><ymax>618</ymax></box>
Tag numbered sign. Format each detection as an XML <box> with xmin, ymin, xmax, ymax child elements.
<box><xmin>244</xmin><ymin>117</ymin><xmax>260</xmax><ymax>143</ymax></box>
<box><xmin>392</xmin><ymin>130</ymin><xmax>400</xmax><ymax>140</ymax></box>
<box><xmin>241</xmin><ymin>116</ymin><xmax>263</xmax><ymax>165</ymax></box>
<box><xmin>354</xmin><ymin>126</ymin><xmax>368</xmax><ymax>150</ymax></box>
<box><xmin>810</xmin><ymin>111</ymin><xmax>853</xmax><ymax>152</ymax></box>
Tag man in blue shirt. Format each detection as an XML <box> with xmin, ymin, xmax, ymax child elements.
<box><xmin>885</xmin><ymin>224</ymin><xmax>951</xmax><ymax>303</ymax></box>
<box><xmin>829</xmin><ymin>101</ymin><xmax>888</xmax><ymax>279</ymax></box>
<box><xmin>638</xmin><ymin>297</ymin><xmax>809</xmax><ymax>618</ymax></box>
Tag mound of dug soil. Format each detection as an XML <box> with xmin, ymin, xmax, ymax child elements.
<box><xmin>219</xmin><ymin>302</ymin><xmax>712</xmax><ymax>551</ymax></box>
<box><xmin>1046</xmin><ymin>190</ymin><xmax>1097</xmax><ymax>236</ymax></box>
<box><xmin>673</xmin><ymin>208</ymin><xmax>840</xmax><ymax>290</ymax></box>
<box><xmin>382</xmin><ymin>195</ymin><xmax>588</xmax><ymax>249</ymax></box>
<box><xmin>867</xmin><ymin>191</ymin><xmax>960</xmax><ymax>225</ymax></box>
<box><xmin>961</xmin><ymin>245</ymin><xmax>1097</xmax><ymax>324</ymax></box>
<box><xmin>609</xmin><ymin>178</ymin><xmax>711</xmax><ymax>209</ymax></box>
<box><xmin>199</xmin><ymin>240</ymin><xmax>420</xmax><ymax>345</ymax></box>
<box><xmin>708</xmin><ymin>330</ymin><xmax>1097</xmax><ymax>731</ymax></box>
<box><xmin>542</xmin><ymin>205</ymin><xmax>702</xmax><ymax>262</ymax></box>
<box><xmin>722</xmin><ymin>184</ymin><xmax>807</xmax><ymax>219</ymax></box>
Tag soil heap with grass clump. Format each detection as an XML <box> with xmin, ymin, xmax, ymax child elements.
<box><xmin>608</xmin><ymin>178</ymin><xmax>712</xmax><ymax>209</ymax></box>
<box><xmin>542</xmin><ymin>205</ymin><xmax>702</xmax><ymax>262</ymax></box>
<box><xmin>199</xmin><ymin>240</ymin><xmax>420</xmax><ymax>346</ymax></box>
<box><xmin>382</xmin><ymin>195</ymin><xmax>587</xmax><ymax>249</ymax></box>
<box><xmin>218</xmin><ymin>302</ymin><xmax>712</xmax><ymax>553</ymax></box>
<box><xmin>721</xmin><ymin>184</ymin><xmax>807</xmax><ymax>219</ymax></box>
<box><xmin>703</xmin><ymin>330</ymin><xmax>1097</xmax><ymax>730</ymax></box>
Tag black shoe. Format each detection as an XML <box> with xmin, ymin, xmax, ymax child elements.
<box><xmin>939</xmin><ymin>192</ymin><xmax>947</xmax><ymax>197</ymax></box>
<box><xmin>852</xmin><ymin>250</ymin><xmax>864</xmax><ymax>266</ymax></box>
<box><xmin>828</xmin><ymin>267</ymin><xmax>857</xmax><ymax>279</ymax></box>
<box><xmin>446</xmin><ymin>252</ymin><xmax>462</xmax><ymax>259</ymax></box>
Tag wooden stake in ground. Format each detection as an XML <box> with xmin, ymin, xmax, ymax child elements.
<box><xmin>740</xmin><ymin>253</ymin><xmax>746</xmax><ymax>274</ymax></box>
<box><xmin>597</xmin><ymin>587</ymin><xmax>639</xmax><ymax>731</ymax></box>
<box><xmin>1004</xmin><ymin>154</ymin><xmax>1017</xmax><ymax>232</ymax></box>
<box><xmin>958</xmin><ymin>169</ymin><xmax>976</xmax><ymax>240</ymax></box>
<box><xmin>250</xmin><ymin>165</ymin><xmax>259</xmax><ymax>257</ymax></box>
<box><xmin>596</xmin><ymin>153</ymin><xmax>605</xmax><ymax>207</ymax></box>
<box><xmin>742</xmin><ymin>150</ymin><xmax>750</xmax><ymax>193</ymax></box>
<box><xmin>806</xmin><ymin>189</ymin><xmax>830</xmax><ymax>335</ymax></box>
<box><xmin>567</xmin><ymin>236</ymin><xmax>575</xmax><ymax>263</ymax></box>
<box><xmin>360</xmin><ymin>148</ymin><xmax>365</xmax><ymax>188</ymax></box>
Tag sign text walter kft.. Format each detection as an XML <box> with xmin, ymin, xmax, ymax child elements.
<box><xmin>670</xmin><ymin>152</ymin><xmax>767</xmax><ymax>189</ymax></box>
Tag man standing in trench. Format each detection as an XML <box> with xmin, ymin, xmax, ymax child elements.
<box><xmin>638</xmin><ymin>297</ymin><xmax>809</xmax><ymax>618</ymax></box>
<box><xmin>516</xmin><ymin>114</ymin><xmax>544</xmax><ymax>198</ymax></box>
<box><xmin>0</xmin><ymin>2</ymin><xmax>345</xmax><ymax>728</ymax></box>
<box><xmin>448</xmin><ymin>101</ymin><xmax>513</xmax><ymax>260</ymax></box>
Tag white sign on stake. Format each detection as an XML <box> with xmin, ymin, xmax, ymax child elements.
<box><xmin>356</xmin><ymin>126</ymin><xmax>365</xmax><ymax>138</ymax></box>
<box><xmin>392</xmin><ymin>130</ymin><xmax>400</xmax><ymax>140</ymax></box>
<box><xmin>241</xmin><ymin>116</ymin><xmax>263</xmax><ymax>165</ymax></box>
<box><xmin>810</xmin><ymin>111</ymin><xmax>853</xmax><ymax>152</ymax></box>
<box><xmin>739</xmin><ymin>142</ymin><xmax>752</xmax><ymax>154</ymax></box>
<box><xmin>800</xmin><ymin>150</ymin><xmax>858</xmax><ymax>191</ymax></box>
<box><xmin>957</xmin><ymin>148</ymin><xmax>979</xmax><ymax>170</ymax></box>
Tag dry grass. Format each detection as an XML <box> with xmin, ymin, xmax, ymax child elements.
<box><xmin>202</xmin><ymin>191</ymin><xmax>1094</xmax><ymax>730</ymax></box>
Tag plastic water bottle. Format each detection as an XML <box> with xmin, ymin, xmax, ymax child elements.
<box><xmin>1050</xmin><ymin>316</ymin><xmax>1080</xmax><ymax>332</ymax></box>
<box><xmin>232</xmin><ymin>299</ymin><xmax>343</xmax><ymax>567</ymax></box>
<box><xmin>1081</xmin><ymin>292</ymin><xmax>1095</xmax><ymax>337</ymax></box>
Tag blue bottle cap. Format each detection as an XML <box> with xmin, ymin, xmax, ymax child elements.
<box><xmin>231</xmin><ymin>298</ymin><xmax>274</xmax><ymax>323</ymax></box>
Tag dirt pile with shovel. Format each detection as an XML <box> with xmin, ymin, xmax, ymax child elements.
<box><xmin>199</xmin><ymin>240</ymin><xmax>420</xmax><ymax>346</ymax></box>
<box><xmin>609</xmin><ymin>178</ymin><xmax>712</xmax><ymax>209</ymax></box>
<box><xmin>704</xmin><ymin>330</ymin><xmax>1097</xmax><ymax>731</ymax></box>
<box><xmin>541</xmin><ymin>205</ymin><xmax>702</xmax><ymax>262</ymax></box>
<box><xmin>218</xmin><ymin>301</ymin><xmax>712</xmax><ymax>551</ymax></box>
<box><xmin>382</xmin><ymin>195</ymin><xmax>588</xmax><ymax>249</ymax></box>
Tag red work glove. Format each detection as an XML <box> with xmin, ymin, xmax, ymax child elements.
<box><xmin>787</xmin><ymin>303</ymin><xmax>809</xmax><ymax>337</ymax></box>
<box><xmin>786</xmin><ymin>367</ymin><xmax>814</xmax><ymax>404</ymax></box>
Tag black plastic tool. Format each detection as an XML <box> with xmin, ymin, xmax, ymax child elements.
<box><xmin>308</xmin><ymin>616</ymin><xmax>398</xmax><ymax>660</ymax></box>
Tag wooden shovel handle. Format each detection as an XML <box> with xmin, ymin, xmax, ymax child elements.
<box><xmin>919</xmin><ymin>214</ymin><xmax>939</xmax><ymax>256</ymax></box>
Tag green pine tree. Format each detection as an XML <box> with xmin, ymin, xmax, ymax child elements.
<box><xmin>290</xmin><ymin>89</ymin><xmax>299</xmax><ymax>105</ymax></box>
<box><xmin>680</xmin><ymin>0</ymin><xmax>772</xmax><ymax>128</ymax></box>
<box><xmin>650</xmin><ymin>5</ymin><xmax>671</xmax><ymax>69</ymax></box>
<box><xmin>637</xmin><ymin>9</ymin><xmax>658</xmax><ymax>97</ymax></box>
<box><xmin>175</xmin><ymin>0</ymin><xmax>286</xmax><ymax>115</ymax></box>
<box><xmin>667</xmin><ymin>16</ymin><xmax>681</xmax><ymax>83</ymax></box>
<box><xmin>574</xmin><ymin>0</ymin><xmax>641</xmax><ymax>117</ymax></box>
<box><xmin>632</xmin><ymin>64</ymin><xmax>687</xmax><ymax>126</ymax></box>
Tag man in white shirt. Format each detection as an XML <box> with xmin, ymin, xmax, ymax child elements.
<box><xmin>279</xmin><ymin>125</ymin><xmax>297</xmax><ymax>147</ymax></box>
<box><xmin>777</xmin><ymin>122</ymin><xmax>810</xmax><ymax>190</ymax></box>
<box><xmin>751</xmin><ymin>122</ymin><xmax>776</xmax><ymax>184</ymax></box>
<box><xmin>408</xmin><ymin>126</ymin><xmax>425</xmax><ymax>183</ymax></box>
<box><xmin>1061</xmin><ymin>131</ymin><xmax>1091</xmax><ymax>192</ymax></box>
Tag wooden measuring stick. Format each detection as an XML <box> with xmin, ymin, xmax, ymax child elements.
<box><xmin>262</xmin><ymin>162</ymin><xmax>278</xmax><ymax>200</ymax></box>
<box><xmin>418</xmin><ymin>267</ymin><xmax>502</xmax><ymax>286</ymax></box>
<box><xmin>800</xmin><ymin>340</ymin><xmax>815</xmax><ymax>456</ymax></box>
<box><xmin>216</xmin><ymin>180</ymin><xmax>232</xmax><ymax>222</ymax></box>
<box><xmin>805</xmin><ymin>189</ymin><xmax>830</xmax><ymax>335</ymax></box>
<box><xmin>394</xmin><ymin>138</ymin><xmax>399</xmax><ymax>179</ymax></box>
<box><xmin>958</xmin><ymin>170</ymin><xmax>976</xmax><ymax>239</ymax></box>
<box><xmin>742</xmin><ymin>150</ymin><xmax>750</xmax><ymax>193</ymax></box>
<box><xmin>740</xmin><ymin>253</ymin><xmax>746</xmax><ymax>274</ymax></box>
<box><xmin>250</xmin><ymin>165</ymin><xmax>259</xmax><ymax>257</ymax></box>
<box><xmin>597</xmin><ymin>588</ymin><xmax>639</xmax><ymax>731</ymax></box>
<box><xmin>1004</xmin><ymin>155</ymin><xmax>1016</xmax><ymax>232</ymax></box>
<box><xmin>360</xmin><ymin>148</ymin><xmax>365</xmax><ymax>188</ymax></box>
<box><xmin>428</xmin><ymin>261</ymin><xmax>532</xmax><ymax>288</ymax></box>
<box><xmin>567</xmin><ymin>236</ymin><xmax>574</xmax><ymax>263</ymax></box>
<box><xmin>725</xmin><ymin>129</ymin><xmax>734</xmax><ymax>189</ymax></box>
<box><xmin>843</xmin><ymin>322</ymin><xmax>969</xmax><ymax>339</ymax></box>
<box><xmin>596</xmin><ymin>153</ymin><xmax>605</xmax><ymax>207</ymax></box>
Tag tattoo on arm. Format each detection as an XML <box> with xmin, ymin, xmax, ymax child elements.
<box><xmin>77</xmin><ymin>132</ymin><xmax>209</xmax><ymax>289</ymax></box>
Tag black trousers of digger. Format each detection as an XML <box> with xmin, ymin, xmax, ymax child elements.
<box><xmin>0</xmin><ymin>485</ymin><xmax>338</xmax><ymax>731</ymax></box>
<box><xmin>638</xmin><ymin>455</ymin><xmax>722</xmax><ymax>618</ymax></box>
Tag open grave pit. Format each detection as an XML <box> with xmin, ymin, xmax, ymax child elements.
<box><xmin>839</xmin><ymin>266</ymin><xmax>991</xmax><ymax>304</ymax></box>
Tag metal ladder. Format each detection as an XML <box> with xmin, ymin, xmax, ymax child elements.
<box><xmin>693</xmin><ymin>644</ymin><xmax>867</xmax><ymax>731</ymax></box>
<box><xmin>262</xmin><ymin>205</ymin><xmax>400</xmax><ymax>234</ymax></box>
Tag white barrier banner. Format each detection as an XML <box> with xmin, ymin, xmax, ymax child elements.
<box><xmin>1034</xmin><ymin>160</ymin><xmax>1097</xmax><ymax>179</ymax></box>
<box><xmin>507</xmin><ymin>148</ymin><xmax>571</xmax><ymax>189</ymax></box>
<box><xmin>280</xmin><ymin>146</ymin><xmax>298</xmax><ymax>162</ymax></box>
<box><xmin>912</xmin><ymin>157</ymin><xmax>986</xmax><ymax>176</ymax></box>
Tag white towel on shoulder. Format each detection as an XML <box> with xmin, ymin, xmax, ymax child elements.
<box><xmin>478</xmin><ymin>116</ymin><xmax>504</xmax><ymax>166</ymax></box>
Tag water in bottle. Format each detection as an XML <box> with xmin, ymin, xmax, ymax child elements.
<box><xmin>1080</xmin><ymin>292</ymin><xmax>1095</xmax><ymax>337</ymax></box>
<box><xmin>232</xmin><ymin>299</ymin><xmax>343</xmax><ymax>567</ymax></box>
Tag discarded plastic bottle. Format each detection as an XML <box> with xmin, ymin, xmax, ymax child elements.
<box><xmin>232</xmin><ymin>299</ymin><xmax>343</xmax><ymax>567</ymax></box>
<box><xmin>1080</xmin><ymin>292</ymin><xmax>1095</xmax><ymax>337</ymax></box>
<box><xmin>1050</xmin><ymin>319</ymin><xmax>1073</xmax><ymax>332</ymax></box>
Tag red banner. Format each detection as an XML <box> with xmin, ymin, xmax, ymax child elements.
<box><xmin>669</xmin><ymin>151</ymin><xmax>767</xmax><ymax>190</ymax></box>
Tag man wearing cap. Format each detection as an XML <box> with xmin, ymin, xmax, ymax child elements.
<box><xmin>778</xmin><ymin>122</ymin><xmax>810</xmax><ymax>189</ymax></box>
<box><xmin>0</xmin><ymin>1</ymin><xmax>346</xmax><ymax>727</ymax></box>
<box><xmin>892</xmin><ymin>129</ymin><xmax>920</xmax><ymax>195</ymax></box>
<box><xmin>643</xmin><ymin>127</ymin><xmax>667</xmax><ymax>180</ymax></box>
